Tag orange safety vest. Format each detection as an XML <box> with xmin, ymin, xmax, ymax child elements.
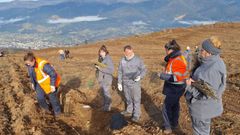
<box><xmin>34</xmin><ymin>58</ymin><xmax>61</xmax><ymax>94</ymax></box>
<box><xmin>165</xmin><ymin>55</ymin><xmax>189</xmax><ymax>84</ymax></box>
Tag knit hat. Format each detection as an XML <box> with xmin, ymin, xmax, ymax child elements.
<box><xmin>202</xmin><ymin>39</ymin><xmax>221</xmax><ymax>55</ymax></box>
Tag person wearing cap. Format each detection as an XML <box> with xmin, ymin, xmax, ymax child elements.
<box><xmin>185</xmin><ymin>36</ymin><xmax>227</xmax><ymax>135</ymax></box>
<box><xmin>158</xmin><ymin>40</ymin><xmax>188</xmax><ymax>134</ymax></box>
<box><xmin>117</xmin><ymin>45</ymin><xmax>147</xmax><ymax>122</ymax></box>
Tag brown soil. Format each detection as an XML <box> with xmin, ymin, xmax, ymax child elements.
<box><xmin>0</xmin><ymin>22</ymin><xmax>240</xmax><ymax>135</ymax></box>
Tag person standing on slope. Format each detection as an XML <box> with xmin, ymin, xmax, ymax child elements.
<box><xmin>117</xmin><ymin>45</ymin><xmax>147</xmax><ymax>122</ymax></box>
<box><xmin>24</xmin><ymin>52</ymin><xmax>62</xmax><ymax>116</ymax></box>
<box><xmin>185</xmin><ymin>37</ymin><xmax>227</xmax><ymax>135</ymax></box>
<box><xmin>158</xmin><ymin>40</ymin><xmax>188</xmax><ymax>134</ymax></box>
<box><xmin>95</xmin><ymin>45</ymin><xmax>114</xmax><ymax>112</ymax></box>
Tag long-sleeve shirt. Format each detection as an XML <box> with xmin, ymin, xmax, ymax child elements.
<box><xmin>118</xmin><ymin>55</ymin><xmax>147</xmax><ymax>84</ymax></box>
<box><xmin>98</xmin><ymin>55</ymin><xmax>114</xmax><ymax>84</ymax></box>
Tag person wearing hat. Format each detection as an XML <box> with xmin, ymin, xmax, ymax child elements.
<box><xmin>185</xmin><ymin>36</ymin><xmax>227</xmax><ymax>135</ymax></box>
<box><xmin>158</xmin><ymin>39</ymin><xmax>188</xmax><ymax>134</ymax></box>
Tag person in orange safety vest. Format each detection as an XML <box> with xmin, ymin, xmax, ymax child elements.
<box><xmin>158</xmin><ymin>39</ymin><xmax>188</xmax><ymax>134</ymax></box>
<box><xmin>24</xmin><ymin>52</ymin><xmax>61</xmax><ymax>116</ymax></box>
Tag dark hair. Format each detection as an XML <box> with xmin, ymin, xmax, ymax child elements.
<box><xmin>98</xmin><ymin>45</ymin><xmax>109</xmax><ymax>62</ymax></box>
<box><xmin>99</xmin><ymin>45</ymin><xmax>109</xmax><ymax>55</ymax></box>
<box><xmin>124</xmin><ymin>45</ymin><xmax>132</xmax><ymax>51</ymax></box>
<box><xmin>24</xmin><ymin>52</ymin><xmax>35</xmax><ymax>62</ymax></box>
<box><xmin>165</xmin><ymin>39</ymin><xmax>181</xmax><ymax>51</ymax></box>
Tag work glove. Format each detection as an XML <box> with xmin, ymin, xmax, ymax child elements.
<box><xmin>50</xmin><ymin>86</ymin><xmax>56</xmax><ymax>93</ymax></box>
<box><xmin>157</xmin><ymin>73</ymin><xmax>161</xmax><ymax>78</ymax></box>
<box><xmin>134</xmin><ymin>76</ymin><xmax>141</xmax><ymax>82</ymax></box>
<box><xmin>118</xmin><ymin>83</ymin><xmax>123</xmax><ymax>91</ymax></box>
<box><xmin>31</xmin><ymin>84</ymin><xmax>35</xmax><ymax>90</ymax></box>
<box><xmin>95</xmin><ymin>65</ymin><xmax>100</xmax><ymax>70</ymax></box>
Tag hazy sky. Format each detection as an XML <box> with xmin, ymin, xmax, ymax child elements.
<box><xmin>0</xmin><ymin>0</ymin><xmax>148</xmax><ymax>3</ymax></box>
<box><xmin>0</xmin><ymin>0</ymin><xmax>39</xmax><ymax>2</ymax></box>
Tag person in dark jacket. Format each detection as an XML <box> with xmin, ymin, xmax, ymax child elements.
<box><xmin>185</xmin><ymin>37</ymin><xmax>227</xmax><ymax>135</ymax></box>
<box><xmin>24</xmin><ymin>52</ymin><xmax>61</xmax><ymax>116</ymax></box>
<box><xmin>95</xmin><ymin>45</ymin><xmax>114</xmax><ymax>112</ymax></box>
<box><xmin>158</xmin><ymin>40</ymin><xmax>188</xmax><ymax>134</ymax></box>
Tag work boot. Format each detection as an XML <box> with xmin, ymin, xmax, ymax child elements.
<box><xmin>54</xmin><ymin>112</ymin><xmax>63</xmax><ymax>119</ymax></box>
<box><xmin>172</xmin><ymin>125</ymin><xmax>180</xmax><ymax>130</ymax></box>
<box><xmin>172</xmin><ymin>125</ymin><xmax>185</xmax><ymax>135</ymax></box>
<box><xmin>103</xmin><ymin>106</ymin><xmax>111</xmax><ymax>112</ymax></box>
<box><xmin>163</xmin><ymin>129</ymin><xmax>172</xmax><ymax>134</ymax></box>
<box><xmin>131</xmin><ymin>117</ymin><xmax>139</xmax><ymax>123</ymax></box>
<box><xmin>40</xmin><ymin>109</ymin><xmax>52</xmax><ymax>115</ymax></box>
<box><xmin>120</xmin><ymin>111</ymin><xmax>132</xmax><ymax>117</ymax></box>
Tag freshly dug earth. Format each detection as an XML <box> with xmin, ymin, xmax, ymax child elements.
<box><xmin>0</xmin><ymin>23</ymin><xmax>240</xmax><ymax>135</ymax></box>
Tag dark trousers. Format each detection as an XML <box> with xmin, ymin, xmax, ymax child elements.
<box><xmin>162</xmin><ymin>95</ymin><xmax>181</xmax><ymax>130</ymax></box>
<box><xmin>36</xmin><ymin>87</ymin><xmax>61</xmax><ymax>115</ymax></box>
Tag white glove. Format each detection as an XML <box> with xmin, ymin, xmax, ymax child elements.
<box><xmin>50</xmin><ymin>86</ymin><xmax>56</xmax><ymax>93</ymax></box>
<box><xmin>31</xmin><ymin>84</ymin><xmax>35</xmax><ymax>90</ymax></box>
<box><xmin>118</xmin><ymin>83</ymin><xmax>123</xmax><ymax>91</ymax></box>
<box><xmin>95</xmin><ymin>65</ymin><xmax>100</xmax><ymax>70</ymax></box>
<box><xmin>134</xmin><ymin>76</ymin><xmax>141</xmax><ymax>82</ymax></box>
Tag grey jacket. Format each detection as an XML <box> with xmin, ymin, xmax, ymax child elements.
<box><xmin>118</xmin><ymin>55</ymin><xmax>147</xmax><ymax>85</ymax></box>
<box><xmin>98</xmin><ymin>55</ymin><xmax>114</xmax><ymax>84</ymax></box>
<box><xmin>185</xmin><ymin>55</ymin><xmax>227</xmax><ymax>119</ymax></box>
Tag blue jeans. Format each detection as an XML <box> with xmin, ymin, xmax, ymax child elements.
<box><xmin>36</xmin><ymin>87</ymin><xmax>61</xmax><ymax>115</ymax></box>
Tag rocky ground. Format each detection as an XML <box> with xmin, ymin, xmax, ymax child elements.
<box><xmin>0</xmin><ymin>23</ymin><xmax>240</xmax><ymax>135</ymax></box>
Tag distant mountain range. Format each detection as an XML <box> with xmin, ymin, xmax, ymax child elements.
<box><xmin>0</xmin><ymin>0</ymin><xmax>239</xmax><ymax>48</ymax></box>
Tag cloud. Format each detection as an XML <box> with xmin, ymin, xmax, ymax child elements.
<box><xmin>178</xmin><ymin>20</ymin><xmax>217</xmax><ymax>25</ymax></box>
<box><xmin>174</xmin><ymin>14</ymin><xmax>186</xmax><ymax>21</ymax></box>
<box><xmin>0</xmin><ymin>0</ymin><xmax>14</xmax><ymax>3</ymax></box>
<box><xmin>48</xmin><ymin>16</ymin><xmax>107</xmax><ymax>24</ymax></box>
<box><xmin>0</xmin><ymin>0</ymin><xmax>147</xmax><ymax>4</ymax></box>
<box><xmin>132</xmin><ymin>21</ymin><xmax>148</xmax><ymax>26</ymax></box>
<box><xmin>0</xmin><ymin>0</ymin><xmax>38</xmax><ymax>3</ymax></box>
<box><xmin>0</xmin><ymin>17</ymin><xmax>29</xmax><ymax>24</ymax></box>
<box><xmin>115</xmin><ymin>0</ymin><xmax>148</xmax><ymax>3</ymax></box>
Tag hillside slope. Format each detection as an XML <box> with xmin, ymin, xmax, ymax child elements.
<box><xmin>0</xmin><ymin>22</ymin><xmax>240</xmax><ymax>135</ymax></box>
